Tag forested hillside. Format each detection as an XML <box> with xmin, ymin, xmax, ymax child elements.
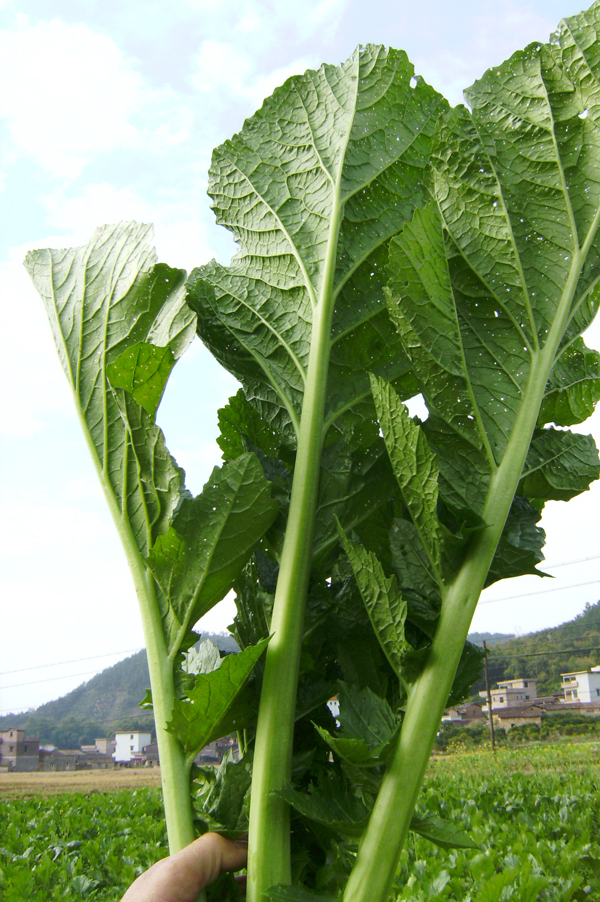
<box><xmin>0</xmin><ymin>632</ymin><xmax>238</xmax><ymax>748</ymax></box>
<box><xmin>3</xmin><ymin>607</ymin><xmax>599</xmax><ymax>749</ymax></box>
<box><xmin>483</xmin><ymin>601</ymin><xmax>600</xmax><ymax>696</ymax></box>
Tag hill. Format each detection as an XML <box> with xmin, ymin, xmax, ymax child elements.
<box><xmin>467</xmin><ymin>632</ymin><xmax>515</xmax><ymax>648</ymax></box>
<box><xmin>480</xmin><ymin>600</ymin><xmax>600</xmax><ymax>696</ymax></box>
<box><xmin>0</xmin><ymin>632</ymin><xmax>238</xmax><ymax>749</ymax></box>
<box><xmin>4</xmin><ymin>605</ymin><xmax>600</xmax><ymax>748</ymax></box>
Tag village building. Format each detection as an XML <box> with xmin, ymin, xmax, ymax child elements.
<box><xmin>442</xmin><ymin>703</ymin><xmax>484</xmax><ymax>724</ymax></box>
<box><xmin>480</xmin><ymin>678</ymin><xmax>538</xmax><ymax>711</ymax></box>
<box><xmin>561</xmin><ymin>666</ymin><xmax>600</xmax><ymax>703</ymax></box>
<box><xmin>114</xmin><ymin>730</ymin><xmax>153</xmax><ymax>764</ymax></box>
<box><xmin>81</xmin><ymin>737</ymin><xmax>116</xmax><ymax>757</ymax></box>
<box><xmin>491</xmin><ymin>704</ymin><xmax>545</xmax><ymax>731</ymax></box>
<box><xmin>0</xmin><ymin>728</ymin><xmax>40</xmax><ymax>772</ymax></box>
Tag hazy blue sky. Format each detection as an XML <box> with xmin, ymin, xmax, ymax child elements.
<box><xmin>1</xmin><ymin>0</ymin><xmax>599</xmax><ymax>713</ymax></box>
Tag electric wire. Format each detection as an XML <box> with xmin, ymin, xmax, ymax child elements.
<box><xmin>480</xmin><ymin>577</ymin><xmax>600</xmax><ymax>604</ymax></box>
<box><xmin>0</xmin><ymin>648</ymin><xmax>144</xmax><ymax>677</ymax></box>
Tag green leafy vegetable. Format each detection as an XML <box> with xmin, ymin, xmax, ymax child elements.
<box><xmin>27</xmin><ymin>5</ymin><xmax>600</xmax><ymax>902</ymax></box>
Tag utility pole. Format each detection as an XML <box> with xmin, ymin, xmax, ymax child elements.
<box><xmin>483</xmin><ymin>640</ymin><xmax>496</xmax><ymax>752</ymax></box>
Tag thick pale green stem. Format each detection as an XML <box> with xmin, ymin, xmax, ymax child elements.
<box><xmin>77</xmin><ymin>404</ymin><xmax>196</xmax><ymax>855</ymax></box>
<box><xmin>342</xmin><ymin>257</ymin><xmax>584</xmax><ymax>902</ymax></box>
<box><xmin>247</xmin><ymin>296</ymin><xmax>336</xmax><ymax>900</ymax></box>
<box><xmin>247</xmin><ymin>165</ymin><xmax>346</xmax><ymax>896</ymax></box>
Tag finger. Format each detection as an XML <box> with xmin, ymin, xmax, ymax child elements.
<box><xmin>176</xmin><ymin>833</ymin><xmax>248</xmax><ymax>889</ymax></box>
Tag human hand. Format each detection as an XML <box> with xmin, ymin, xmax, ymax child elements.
<box><xmin>121</xmin><ymin>833</ymin><xmax>248</xmax><ymax>902</ymax></box>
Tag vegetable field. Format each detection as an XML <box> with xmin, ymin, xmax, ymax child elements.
<box><xmin>1</xmin><ymin>743</ymin><xmax>598</xmax><ymax>901</ymax></box>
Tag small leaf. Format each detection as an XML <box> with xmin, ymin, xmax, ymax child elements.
<box><xmin>217</xmin><ymin>389</ymin><xmax>282</xmax><ymax>460</ymax></box>
<box><xmin>313</xmin><ymin>728</ymin><xmax>391</xmax><ymax>768</ymax></box>
<box><xmin>520</xmin><ymin>428</ymin><xmax>600</xmax><ymax>504</ymax></box>
<box><xmin>194</xmin><ymin>756</ymin><xmax>251</xmax><ymax>835</ymax></box>
<box><xmin>316</xmin><ymin>681</ymin><xmax>399</xmax><ymax>765</ymax></box>
<box><xmin>410</xmin><ymin>814</ymin><xmax>479</xmax><ymax>851</ymax></box>
<box><xmin>277</xmin><ymin>772</ymin><xmax>371</xmax><ymax>837</ymax></box>
<box><xmin>107</xmin><ymin>342</ymin><xmax>175</xmax><ymax>418</ymax></box>
<box><xmin>337</xmin><ymin>522</ymin><xmax>409</xmax><ymax>679</ymax></box>
<box><xmin>486</xmin><ymin>496</ymin><xmax>546</xmax><ymax>587</ymax></box>
<box><xmin>539</xmin><ymin>338</ymin><xmax>600</xmax><ymax>426</ymax></box>
<box><xmin>370</xmin><ymin>374</ymin><xmax>443</xmax><ymax>577</ymax></box>
<box><xmin>167</xmin><ymin>638</ymin><xmax>269</xmax><ymax>759</ymax></box>
<box><xmin>337</xmin><ymin>681</ymin><xmax>397</xmax><ymax>747</ymax></box>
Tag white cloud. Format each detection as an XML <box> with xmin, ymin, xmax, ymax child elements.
<box><xmin>307</xmin><ymin>0</ymin><xmax>347</xmax><ymax>27</ymax></box>
<box><xmin>191</xmin><ymin>40</ymin><xmax>314</xmax><ymax>109</ymax></box>
<box><xmin>0</xmin><ymin>20</ymin><xmax>143</xmax><ymax>178</ymax></box>
<box><xmin>0</xmin><ymin>19</ymin><xmax>193</xmax><ymax>180</ymax></box>
<box><xmin>42</xmin><ymin>182</ymin><xmax>217</xmax><ymax>272</ymax></box>
<box><xmin>413</xmin><ymin>3</ymin><xmax>557</xmax><ymax>106</ymax></box>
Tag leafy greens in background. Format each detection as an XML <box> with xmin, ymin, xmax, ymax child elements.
<box><xmin>25</xmin><ymin>4</ymin><xmax>600</xmax><ymax>902</ymax></box>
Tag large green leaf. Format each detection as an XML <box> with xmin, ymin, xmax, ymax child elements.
<box><xmin>187</xmin><ymin>46</ymin><xmax>447</xmax><ymax>445</ymax></box>
<box><xmin>384</xmin><ymin>15</ymin><xmax>600</xmax><ymax>582</ymax></box>
<box><xmin>25</xmin><ymin>223</ymin><xmax>196</xmax><ymax>557</ymax></box>
<box><xmin>146</xmin><ymin>454</ymin><xmax>279</xmax><ymax>650</ymax></box>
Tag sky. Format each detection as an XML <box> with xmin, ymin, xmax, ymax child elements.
<box><xmin>1</xmin><ymin>0</ymin><xmax>599</xmax><ymax>715</ymax></box>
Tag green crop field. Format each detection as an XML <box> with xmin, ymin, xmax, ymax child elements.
<box><xmin>0</xmin><ymin>743</ymin><xmax>599</xmax><ymax>901</ymax></box>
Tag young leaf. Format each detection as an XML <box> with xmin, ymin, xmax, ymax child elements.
<box><xmin>194</xmin><ymin>755</ymin><xmax>252</xmax><ymax>835</ymax></box>
<box><xmin>107</xmin><ymin>342</ymin><xmax>175</xmax><ymax>419</ymax></box>
<box><xmin>336</xmin><ymin>523</ymin><xmax>409</xmax><ymax>679</ymax></box>
<box><xmin>146</xmin><ymin>454</ymin><xmax>279</xmax><ymax>650</ymax></box>
<box><xmin>370</xmin><ymin>374</ymin><xmax>443</xmax><ymax>577</ymax></box>
<box><xmin>168</xmin><ymin>638</ymin><xmax>270</xmax><ymax>761</ymax></box>
<box><xmin>218</xmin><ymin>389</ymin><xmax>282</xmax><ymax>460</ymax></box>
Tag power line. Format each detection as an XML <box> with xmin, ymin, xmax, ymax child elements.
<box><xmin>0</xmin><ymin>667</ymin><xmax>138</xmax><ymax>691</ymax></box>
<box><xmin>543</xmin><ymin>553</ymin><xmax>600</xmax><ymax>569</ymax></box>
<box><xmin>480</xmin><ymin>577</ymin><xmax>600</xmax><ymax>605</ymax></box>
<box><xmin>488</xmin><ymin>645</ymin><xmax>600</xmax><ymax>660</ymax></box>
<box><xmin>0</xmin><ymin>648</ymin><xmax>144</xmax><ymax>678</ymax></box>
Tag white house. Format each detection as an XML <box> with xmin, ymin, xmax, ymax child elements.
<box><xmin>480</xmin><ymin>678</ymin><xmax>538</xmax><ymax>711</ymax></box>
<box><xmin>114</xmin><ymin>731</ymin><xmax>153</xmax><ymax>763</ymax></box>
<box><xmin>561</xmin><ymin>666</ymin><xmax>600</xmax><ymax>703</ymax></box>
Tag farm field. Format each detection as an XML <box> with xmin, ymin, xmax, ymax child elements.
<box><xmin>0</xmin><ymin>767</ymin><xmax>163</xmax><ymax>799</ymax></box>
<box><xmin>0</xmin><ymin>743</ymin><xmax>598</xmax><ymax>900</ymax></box>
